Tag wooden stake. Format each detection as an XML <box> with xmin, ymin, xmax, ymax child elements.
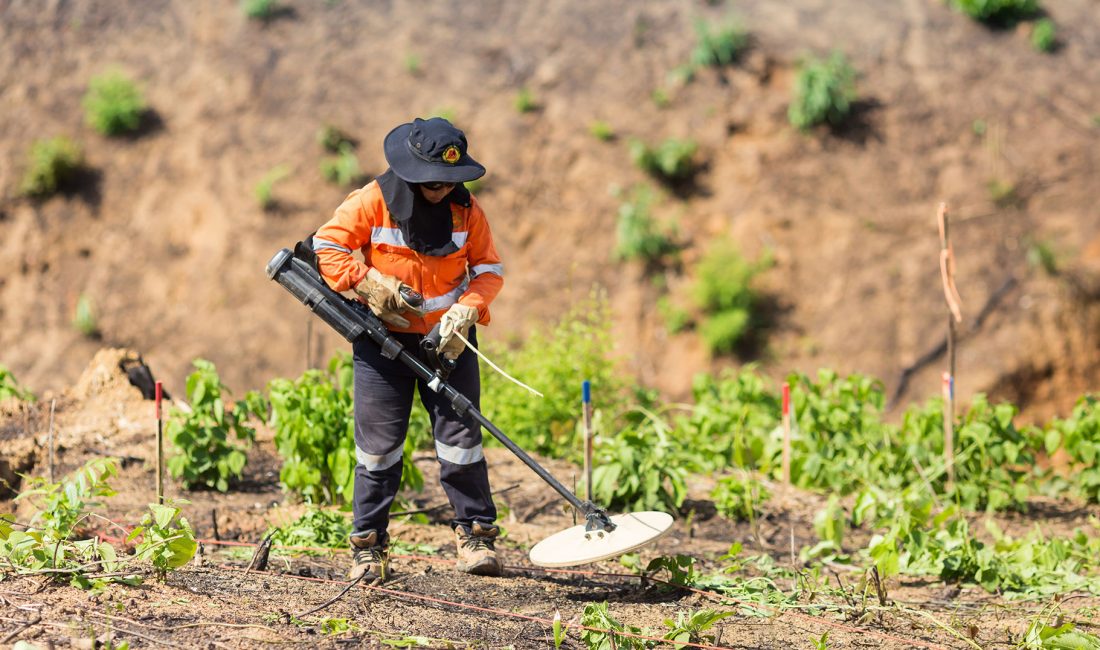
<box><xmin>155</xmin><ymin>381</ymin><xmax>164</xmax><ymax>504</ymax></box>
<box><xmin>47</xmin><ymin>399</ymin><xmax>56</xmax><ymax>484</ymax></box>
<box><xmin>937</xmin><ymin>203</ymin><xmax>963</xmax><ymax>485</ymax></box>
<box><xmin>782</xmin><ymin>383</ymin><xmax>792</xmax><ymax>485</ymax></box>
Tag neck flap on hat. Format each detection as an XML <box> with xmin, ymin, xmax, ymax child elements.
<box><xmin>377</xmin><ymin>169</ymin><xmax>471</xmax><ymax>257</ymax></box>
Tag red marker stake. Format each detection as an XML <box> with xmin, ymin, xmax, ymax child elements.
<box><xmin>782</xmin><ymin>383</ymin><xmax>791</xmax><ymax>485</ymax></box>
<box><xmin>155</xmin><ymin>381</ymin><xmax>164</xmax><ymax>505</ymax></box>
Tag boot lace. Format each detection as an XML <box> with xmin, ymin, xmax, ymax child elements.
<box><xmin>353</xmin><ymin>545</ymin><xmax>385</xmax><ymax>565</ymax></box>
<box><xmin>461</xmin><ymin>534</ymin><xmax>496</xmax><ymax>553</ymax></box>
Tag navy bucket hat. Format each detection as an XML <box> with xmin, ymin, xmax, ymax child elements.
<box><xmin>383</xmin><ymin>117</ymin><xmax>486</xmax><ymax>184</ymax></box>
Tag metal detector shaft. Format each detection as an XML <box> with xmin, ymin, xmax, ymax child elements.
<box><xmin>265</xmin><ymin>248</ymin><xmax>614</xmax><ymax>530</ymax></box>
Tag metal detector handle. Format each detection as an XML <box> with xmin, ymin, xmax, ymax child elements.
<box><xmin>420</xmin><ymin>322</ymin><xmax>457</xmax><ymax>375</ymax></box>
<box><xmin>399</xmin><ymin>286</ymin><xmax>424</xmax><ymax>309</ymax></box>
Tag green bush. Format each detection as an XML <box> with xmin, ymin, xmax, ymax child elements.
<box><xmin>1031</xmin><ymin>18</ymin><xmax>1056</xmax><ymax>52</ymax></box>
<box><xmin>589</xmin><ymin>120</ymin><xmax>615</xmax><ymax>141</ymax></box>
<box><xmin>255</xmin><ymin>164</ymin><xmax>290</xmax><ymax>210</ymax></box>
<box><xmin>269</xmin><ymin>353</ymin><xmax>425</xmax><ymax>505</ymax></box>
<box><xmin>20</xmin><ymin>136</ymin><xmax>84</xmax><ymax>197</ymax></box>
<box><xmin>614</xmin><ymin>185</ymin><xmax>676</xmax><ymax>264</ymax></box>
<box><xmin>266</xmin><ymin>507</ymin><xmax>352</xmax><ymax>550</ymax></box>
<box><xmin>72</xmin><ymin>292</ymin><xmax>99</xmax><ymax>337</ymax></box>
<box><xmin>166</xmin><ymin>359</ymin><xmax>257</xmax><ymax>491</ymax></box>
<box><xmin>693</xmin><ymin>239</ymin><xmax>770</xmax><ymax>355</ymax></box>
<box><xmin>242</xmin><ymin>0</ymin><xmax>279</xmax><ymax>20</ymax></box>
<box><xmin>629</xmin><ymin>137</ymin><xmax>697</xmax><ymax>182</ymax></box>
<box><xmin>1047</xmin><ymin>396</ymin><xmax>1100</xmax><ymax>502</ymax></box>
<box><xmin>710</xmin><ymin>473</ymin><xmax>769</xmax><ymax>521</ymax></box>
<box><xmin>514</xmin><ymin>87</ymin><xmax>538</xmax><ymax>113</ymax></box>
<box><xmin>130</xmin><ymin>501</ymin><xmax>197</xmax><ymax>581</ymax></box>
<box><xmin>690</xmin><ymin>18</ymin><xmax>749</xmax><ymax>68</ymax></box>
<box><xmin>317</xmin><ymin>124</ymin><xmax>355</xmax><ymax>153</ymax></box>
<box><xmin>953</xmin><ymin>0</ymin><xmax>1039</xmax><ymax>25</ymax></box>
<box><xmin>788</xmin><ymin>52</ymin><xmax>858</xmax><ymax>131</ymax></box>
<box><xmin>82</xmin><ymin>70</ymin><xmax>146</xmax><ymax>136</ymax></box>
<box><xmin>320</xmin><ymin>143</ymin><xmax>362</xmax><ymax>186</ymax></box>
<box><xmin>591</xmin><ymin>416</ymin><xmax>688</xmax><ymax>513</ymax></box>
<box><xmin>0</xmin><ymin>365</ymin><xmax>35</xmax><ymax>402</ymax></box>
<box><xmin>480</xmin><ymin>294</ymin><xmax>625</xmax><ymax>459</ymax></box>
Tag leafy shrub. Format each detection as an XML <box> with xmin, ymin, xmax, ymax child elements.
<box><xmin>711</xmin><ymin>473</ymin><xmax>769</xmax><ymax>521</ymax></box>
<box><xmin>693</xmin><ymin>239</ymin><xmax>770</xmax><ymax>355</ymax></box>
<box><xmin>266</xmin><ymin>507</ymin><xmax>351</xmax><ymax>550</ymax></box>
<box><xmin>72</xmin><ymin>292</ymin><xmax>99</xmax><ymax>337</ymax></box>
<box><xmin>0</xmin><ymin>365</ymin><xmax>35</xmax><ymax>402</ymax></box>
<box><xmin>629</xmin><ymin>137</ymin><xmax>697</xmax><ymax>182</ymax></box>
<box><xmin>580</xmin><ymin>602</ymin><xmax>652</xmax><ymax>650</ymax></box>
<box><xmin>320</xmin><ymin>143</ymin><xmax>362</xmax><ymax>186</ymax></box>
<box><xmin>690</xmin><ymin>17</ymin><xmax>748</xmax><ymax>68</ymax></box>
<box><xmin>269</xmin><ymin>353</ymin><xmax>425</xmax><ymax>505</ymax></box>
<box><xmin>953</xmin><ymin>0</ymin><xmax>1038</xmax><ymax>25</ymax></box>
<box><xmin>591</xmin><ymin>417</ymin><xmax>688</xmax><ymax>512</ymax></box>
<box><xmin>614</xmin><ymin>185</ymin><xmax>676</xmax><ymax>264</ymax></box>
<box><xmin>788</xmin><ymin>52</ymin><xmax>858</xmax><ymax>131</ymax></box>
<box><xmin>82</xmin><ymin>70</ymin><xmax>146</xmax><ymax>136</ymax></box>
<box><xmin>945</xmin><ymin>395</ymin><xmax>1036</xmax><ymax>511</ymax></box>
<box><xmin>166</xmin><ymin>359</ymin><xmax>256</xmax><ymax>492</ymax></box>
<box><xmin>1044</xmin><ymin>396</ymin><xmax>1100</xmax><ymax>502</ymax></box>
<box><xmin>242</xmin><ymin>0</ymin><xmax>280</xmax><ymax>20</ymax></box>
<box><xmin>255</xmin><ymin>164</ymin><xmax>290</xmax><ymax>210</ymax></box>
<box><xmin>18</xmin><ymin>458</ymin><xmax>118</xmax><ymax>538</ymax></box>
<box><xmin>130</xmin><ymin>501</ymin><xmax>197</xmax><ymax>581</ymax></box>
<box><xmin>514</xmin><ymin>87</ymin><xmax>538</xmax><ymax>113</ymax></box>
<box><xmin>678</xmin><ymin>368</ymin><xmax>779</xmax><ymax>471</ymax></box>
<box><xmin>20</xmin><ymin>136</ymin><xmax>84</xmax><ymax>197</ymax></box>
<box><xmin>479</xmin><ymin>295</ymin><xmax>625</xmax><ymax>459</ymax></box>
<box><xmin>589</xmin><ymin>120</ymin><xmax>615</xmax><ymax>141</ymax></box>
<box><xmin>317</xmin><ymin>124</ymin><xmax>355</xmax><ymax>153</ymax></box>
<box><xmin>1031</xmin><ymin>18</ymin><xmax>1056</xmax><ymax>52</ymax></box>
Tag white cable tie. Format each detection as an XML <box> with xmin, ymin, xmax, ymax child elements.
<box><xmin>454</xmin><ymin>331</ymin><xmax>543</xmax><ymax>398</ymax></box>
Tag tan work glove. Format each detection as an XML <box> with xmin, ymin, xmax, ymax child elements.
<box><xmin>438</xmin><ymin>303</ymin><xmax>479</xmax><ymax>360</ymax></box>
<box><xmin>354</xmin><ymin>267</ymin><xmax>422</xmax><ymax>328</ymax></box>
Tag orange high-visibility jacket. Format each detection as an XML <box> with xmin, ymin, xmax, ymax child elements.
<box><xmin>312</xmin><ymin>180</ymin><xmax>504</xmax><ymax>334</ymax></box>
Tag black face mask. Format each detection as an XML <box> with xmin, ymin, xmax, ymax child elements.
<box><xmin>377</xmin><ymin>169</ymin><xmax>471</xmax><ymax>256</ymax></box>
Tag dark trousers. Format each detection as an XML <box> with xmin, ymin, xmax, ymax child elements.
<box><xmin>350</xmin><ymin>328</ymin><xmax>496</xmax><ymax>540</ymax></box>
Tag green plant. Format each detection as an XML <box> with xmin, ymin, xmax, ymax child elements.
<box><xmin>265</xmin><ymin>507</ymin><xmax>352</xmax><ymax>550</ymax></box>
<box><xmin>788</xmin><ymin>52</ymin><xmax>858</xmax><ymax>131</ymax></box>
<box><xmin>403</xmin><ymin>53</ymin><xmax>421</xmax><ymax>75</ymax></box>
<box><xmin>629</xmin><ymin>138</ymin><xmax>697</xmax><ymax>182</ymax></box>
<box><xmin>803</xmin><ymin>495</ymin><xmax>847</xmax><ymax>560</ymax></box>
<box><xmin>242</xmin><ymin>0</ymin><xmax>280</xmax><ymax>20</ymax></box>
<box><xmin>255</xmin><ymin>164</ymin><xmax>290</xmax><ymax>210</ymax></box>
<box><xmin>552</xmin><ymin>610</ymin><xmax>565</xmax><ymax>649</ymax></box>
<box><xmin>317</xmin><ymin>124</ymin><xmax>355</xmax><ymax>154</ymax></box>
<box><xmin>579</xmin><ymin>602</ymin><xmax>652</xmax><ymax>650</ymax></box>
<box><xmin>166</xmin><ymin>359</ymin><xmax>256</xmax><ymax>492</ymax></box>
<box><xmin>269</xmin><ymin>353</ymin><xmax>426</xmax><ymax>505</ymax></box>
<box><xmin>953</xmin><ymin>0</ymin><xmax>1038</xmax><ymax>25</ymax></box>
<box><xmin>82</xmin><ymin>70</ymin><xmax>146</xmax><ymax>136</ymax></box>
<box><xmin>479</xmin><ymin>294</ymin><xmax>625</xmax><ymax>458</ymax></box>
<box><xmin>73</xmin><ymin>292</ymin><xmax>99</xmax><ymax>337</ymax></box>
<box><xmin>690</xmin><ymin>17</ymin><xmax>749</xmax><ymax>68</ymax></box>
<box><xmin>21</xmin><ymin>136</ymin><xmax>84</xmax><ymax>197</ymax></box>
<box><xmin>711</xmin><ymin>473</ymin><xmax>769</xmax><ymax>521</ymax></box>
<box><xmin>1030</xmin><ymin>18</ymin><xmax>1056</xmax><ymax>52</ymax></box>
<box><xmin>1027</xmin><ymin>239</ymin><xmax>1059</xmax><ymax>275</ymax></box>
<box><xmin>463</xmin><ymin>178</ymin><xmax>483</xmax><ymax>194</ymax></box>
<box><xmin>591</xmin><ymin>414</ymin><xmax>688</xmax><ymax>512</ymax></box>
<box><xmin>130</xmin><ymin>501</ymin><xmax>197</xmax><ymax>581</ymax></box>
<box><xmin>988</xmin><ymin>178</ymin><xmax>1020</xmax><ymax>207</ymax></box>
<box><xmin>614</xmin><ymin>185</ymin><xmax>676</xmax><ymax>264</ymax></box>
<box><xmin>1048</xmin><ymin>396</ymin><xmax>1100</xmax><ymax>502</ymax></box>
<box><xmin>589</xmin><ymin>120</ymin><xmax>615</xmax><ymax>141</ymax></box>
<box><xmin>693</xmin><ymin>240</ymin><xmax>770</xmax><ymax>355</ymax></box>
<box><xmin>811</xmin><ymin>632</ymin><xmax>830</xmax><ymax>650</ymax></box>
<box><xmin>663</xmin><ymin>608</ymin><xmax>733</xmax><ymax>645</ymax></box>
<box><xmin>1020</xmin><ymin>615</ymin><xmax>1100</xmax><ymax>649</ymax></box>
<box><xmin>320</xmin><ymin>143</ymin><xmax>362</xmax><ymax>186</ymax></box>
<box><xmin>0</xmin><ymin>365</ymin><xmax>36</xmax><ymax>402</ymax></box>
<box><xmin>18</xmin><ymin>458</ymin><xmax>118</xmax><ymax>539</ymax></box>
<box><xmin>319</xmin><ymin>617</ymin><xmax>357</xmax><ymax>635</ymax></box>
<box><xmin>651</xmin><ymin>87</ymin><xmax>672</xmax><ymax>109</ymax></box>
<box><xmin>514</xmin><ymin>87</ymin><xmax>538</xmax><ymax>113</ymax></box>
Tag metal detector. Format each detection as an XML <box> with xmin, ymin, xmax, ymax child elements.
<box><xmin>266</xmin><ymin>247</ymin><xmax>673</xmax><ymax>567</ymax></box>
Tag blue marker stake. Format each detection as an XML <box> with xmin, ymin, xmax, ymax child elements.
<box><xmin>582</xmin><ymin>380</ymin><xmax>593</xmax><ymax>502</ymax></box>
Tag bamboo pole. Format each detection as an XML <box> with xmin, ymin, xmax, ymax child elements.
<box><xmin>937</xmin><ymin>203</ymin><xmax>963</xmax><ymax>484</ymax></box>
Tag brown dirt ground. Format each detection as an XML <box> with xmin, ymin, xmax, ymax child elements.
<box><xmin>5</xmin><ymin>351</ymin><xmax>1100</xmax><ymax>649</ymax></box>
<box><xmin>1</xmin><ymin>0</ymin><xmax>1098</xmax><ymax>423</ymax></box>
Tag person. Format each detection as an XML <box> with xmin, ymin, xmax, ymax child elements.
<box><xmin>311</xmin><ymin>117</ymin><xmax>505</xmax><ymax>582</ymax></box>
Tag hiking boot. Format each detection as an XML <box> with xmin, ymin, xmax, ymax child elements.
<box><xmin>349</xmin><ymin>530</ymin><xmax>389</xmax><ymax>583</ymax></box>
<box><xmin>454</xmin><ymin>522</ymin><xmax>503</xmax><ymax>576</ymax></box>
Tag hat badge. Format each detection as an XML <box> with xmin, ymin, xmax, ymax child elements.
<box><xmin>442</xmin><ymin>145</ymin><xmax>461</xmax><ymax>164</ymax></box>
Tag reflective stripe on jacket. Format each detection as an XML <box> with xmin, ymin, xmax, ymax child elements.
<box><xmin>313</xmin><ymin>180</ymin><xmax>504</xmax><ymax>334</ymax></box>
